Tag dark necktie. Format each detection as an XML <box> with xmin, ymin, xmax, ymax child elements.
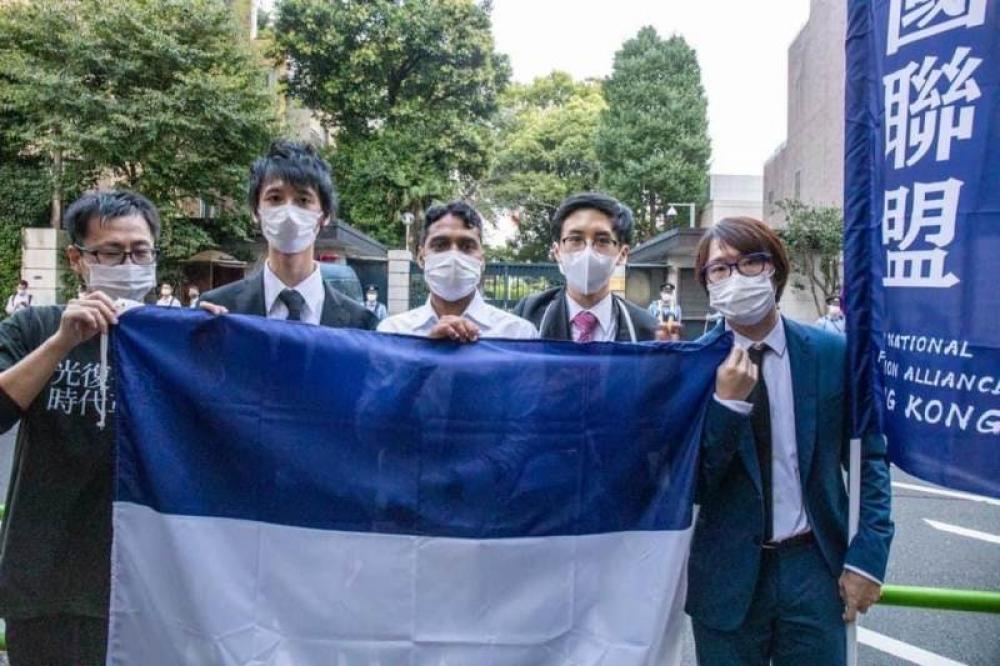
<box><xmin>748</xmin><ymin>344</ymin><xmax>773</xmax><ymax>542</ymax></box>
<box><xmin>278</xmin><ymin>289</ymin><xmax>306</xmax><ymax>322</ymax></box>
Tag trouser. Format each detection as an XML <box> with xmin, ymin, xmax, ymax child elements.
<box><xmin>4</xmin><ymin>613</ymin><xmax>108</xmax><ymax>666</ymax></box>
<box><xmin>692</xmin><ymin>539</ymin><xmax>846</xmax><ymax>666</ymax></box>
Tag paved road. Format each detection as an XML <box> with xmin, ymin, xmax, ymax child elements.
<box><xmin>0</xmin><ymin>425</ymin><xmax>996</xmax><ymax>664</ymax></box>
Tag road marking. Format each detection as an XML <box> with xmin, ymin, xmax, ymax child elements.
<box><xmin>893</xmin><ymin>481</ymin><xmax>1000</xmax><ymax>507</ymax></box>
<box><xmin>923</xmin><ymin>519</ymin><xmax>1000</xmax><ymax>545</ymax></box>
<box><xmin>858</xmin><ymin>627</ymin><xmax>967</xmax><ymax>665</ymax></box>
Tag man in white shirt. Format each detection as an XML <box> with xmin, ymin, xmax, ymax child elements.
<box><xmin>155</xmin><ymin>283</ymin><xmax>181</xmax><ymax>307</ymax></box>
<box><xmin>379</xmin><ymin>202</ymin><xmax>537</xmax><ymax>341</ymax></box>
<box><xmin>687</xmin><ymin>216</ymin><xmax>893</xmax><ymax>665</ymax></box>
<box><xmin>5</xmin><ymin>280</ymin><xmax>32</xmax><ymax>316</ymax></box>
<box><xmin>200</xmin><ymin>141</ymin><xmax>375</xmax><ymax>331</ymax></box>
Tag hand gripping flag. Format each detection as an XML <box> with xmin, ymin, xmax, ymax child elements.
<box><xmin>108</xmin><ymin>308</ymin><xmax>729</xmax><ymax>665</ymax></box>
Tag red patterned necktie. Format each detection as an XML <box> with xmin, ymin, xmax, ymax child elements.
<box><xmin>572</xmin><ymin>310</ymin><xmax>600</xmax><ymax>343</ymax></box>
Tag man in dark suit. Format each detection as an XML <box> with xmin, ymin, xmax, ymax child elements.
<box><xmin>514</xmin><ymin>192</ymin><xmax>669</xmax><ymax>342</ymax></box>
<box><xmin>201</xmin><ymin>141</ymin><xmax>376</xmax><ymax>330</ymax></box>
<box><xmin>688</xmin><ymin>217</ymin><xmax>893</xmax><ymax>665</ymax></box>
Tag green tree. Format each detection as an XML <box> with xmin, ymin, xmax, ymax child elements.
<box><xmin>0</xmin><ymin>0</ymin><xmax>276</xmax><ymax>273</ymax></box>
<box><xmin>273</xmin><ymin>0</ymin><xmax>509</xmax><ymax>247</ymax></box>
<box><xmin>484</xmin><ymin>72</ymin><xmax>605</xmax><ymax>261</ymax></box>
<box><xmin>776</xmin><ymin>199</ymin><xmax>844</xmax><ymax>315</ymax></box>
<box><xmin>596</xmin><ymin>27</ymin><xmax>710</xmax><ymax>242</ymax></box>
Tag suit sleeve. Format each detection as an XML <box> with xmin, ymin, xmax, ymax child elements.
<box><xmin>841</xmin><ymin>429</ymin><xmax>894</xmax><ymax>583</ymax></box>
<box><xmin>698</xmin><ymin>397</ymin><xmax>751</xmax><ymax>499</ymax></box>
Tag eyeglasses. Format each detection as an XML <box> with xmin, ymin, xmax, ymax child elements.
<box><xmin>560</xmin><ymin>235</ymin><xmax>620</xmax><ymax>255</ymax></box>
<box><xmin>702</xmin><ymin>252</ymin><xmax>773</xmax><ymax>284</ymax></box>
<box><xmin>75</xmin><ymin>244</ymin><xmax>158</xmax><ymax>266</ymax></box>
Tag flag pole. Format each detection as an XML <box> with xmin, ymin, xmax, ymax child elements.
<box><xmin>846</xmin><ymin>436</ymin><xmax>862</xmax><ymax>666</ymax></box>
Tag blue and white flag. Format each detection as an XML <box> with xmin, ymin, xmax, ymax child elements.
<box><xmin>844</xmin><ymin>0</ymin><xmax>1000</xmax><ymax>497</ymax></box>
<box><xmin>108</xmin><ymin>308</ymin><xmax>729</xmax><ymax>665</ymax></box>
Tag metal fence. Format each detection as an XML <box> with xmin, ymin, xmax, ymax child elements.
<box><xmin>409</xmin><ymin>261</ymin><xmax>563</xmax><ymax>312</ymax></box>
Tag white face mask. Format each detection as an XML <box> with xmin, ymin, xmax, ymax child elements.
<box><xmin>259</xmin><ymin>204</ymin><xmax>322</xmax><ymax>254</ymax></box>
<box><xmin>559</xmin><ymin>246</ymin><xmax>618</xmax><ymax>296</ymax></box>
<box><xmin>708</xmin><ymin>272</ymin><xmax>776</xmax><ymax>326</ymax></box>
<box><xmin>423</xmin><ymin>250</ymin><xmax>482</xmax><ymax>302</ymax></box>
<box><xmin>86</xmin><ymin>263</ymin><xmax>157</xmax><ymax>302</ymax></box>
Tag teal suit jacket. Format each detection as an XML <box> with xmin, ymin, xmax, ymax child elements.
<box><xmin>685</xmin><ymin>318</ymin><xmax>894</xmax><ymax>631</ymax></box>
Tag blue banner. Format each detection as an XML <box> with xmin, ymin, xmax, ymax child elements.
<box><xmin>111</xmin><ymin>308</ymin><xmax>731</xmax><ymax>536</ymax></box>
<box><xmin>845</xmin><ymin>0</ymin><xmax>1000</xmax><ymax>497</ymax></box>
<box><xmin>107</xmin><ymin>308</ymin><xmax>731</xmax><ymax>665</ymax></box>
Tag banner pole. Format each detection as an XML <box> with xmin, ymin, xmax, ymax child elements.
<box><xmin>846</xmin><ymin>436</ymin><xmax>862</xmax><ymax>666</ymax></box>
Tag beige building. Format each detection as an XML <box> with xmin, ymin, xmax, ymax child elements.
<box><xmin>763</xmin><ymin>0</ymin><xmax>846</xmax><ymax>225</ymax></box>
<box><xmin>762</xmin><ymin>0</ymin><xmax>846</xmax><ymax>321</ymax></box>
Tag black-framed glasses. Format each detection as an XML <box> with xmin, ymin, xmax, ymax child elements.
<box><xmin>75</xmin><ymin>244</ymin><xmax>158</xmax><ymax>266</ymax></box>
<box><xmin>702</xmin><ymin>252</ymin><xmax>773</xmax><ymax>284</ymax></box>
<box><xmin>560</xmin><ymin>235</ymin><xmax>620</xmax><ymax>254</ymax></box>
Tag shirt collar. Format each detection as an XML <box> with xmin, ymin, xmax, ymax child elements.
<box><xmin>263</xmin><ymin>261</ymin><xmax>325</xmax><ymax>316</ymax></box>
<box><xmin>728</xmin><ymin>316</ymin><xmax>788</xmax><ymax>357</ymax></box>
<box><xmin>414</xmin><ymin>291</ymin><xmax>493</xmax><ymax>330</ymax></box>
<box><xmin>566</xmin><ymin>292</ymin><xmax>614</xmax><ymax>334</ymax></box>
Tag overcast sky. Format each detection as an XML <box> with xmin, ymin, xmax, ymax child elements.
<box><xmin>491</xmin><ymin>0</ymin><xmax>812</xmax><ymax>176</ymax></box>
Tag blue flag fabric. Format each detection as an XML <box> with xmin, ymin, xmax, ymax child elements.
<box><xmin>844</xmin><ymin>0</ymin><xmax>1000</xmax><ymax>497</ymax></box>
<box><xmin>107</xmin><ymin>308</ymin><xmax>730</xmax><ymax>665</ymax></box>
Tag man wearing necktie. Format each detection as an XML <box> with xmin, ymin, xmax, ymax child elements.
<box><xmin>200</xmin><ymin>141</ymin><xmax>376</xmax><ymax>331</ymax></box>
<box><xmin>514</xmin><ymin>192</ymin><xmax>668</xmax><ymax>343</ymax></box>
<box><xmin>686</xmin><ymin>217</ymin><xmax>894</xmax><ymax>665</ymax></box>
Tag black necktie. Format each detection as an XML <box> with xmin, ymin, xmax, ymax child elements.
<box><xmin>748</xmin><ymin>344</ymin><xmax>773</xmax><ymax>542</ymax></box>
<box><xmin>278</xmin><ymin>289</ymin><xmax>305</xmax><ymax>322</ymax></box>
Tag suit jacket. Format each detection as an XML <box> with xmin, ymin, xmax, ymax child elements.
<box><xmin>686</xmin><ymin>318</ymin><xmax>893</xmax><ymax>631</ymax></box>
<box><xmin>201</xmin><ymin>272</ymin><xmax>378</xmax><ymax>330</ymax></box>
<box><xmin>512</xmin><ymin>287</ymin><xmax>658</xmax><ymax>342</ymax></box>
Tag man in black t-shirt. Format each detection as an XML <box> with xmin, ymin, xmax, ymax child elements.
<box><xmin>0</xmin><ymin>190</ymin><xmax>161</xmax><ymax>665</ymax></box>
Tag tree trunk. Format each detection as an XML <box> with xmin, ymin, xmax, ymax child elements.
<box><xmin>49</xmin><ymin>149</ymin><xmax>63</xmax><ymax>229</ymax></box>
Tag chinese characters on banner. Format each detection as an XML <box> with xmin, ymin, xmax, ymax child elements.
<box><xmin>845</xmin><ymin>0</ymin><xmax>1000</xmax><ymax>497</ymax></box>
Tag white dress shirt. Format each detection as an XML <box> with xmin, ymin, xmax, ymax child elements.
<box><xmin>566</xmin><ymin>293</ymin><xmax>618</xmax><ymax>342</ymax></box>
<box><xmin>377</xmin><ymin>291</ymin><xmax>538</xmax><ymax>339</ymax></box>
<box><xmin>716</xmin><ymin>319</ymin><xmax>880</xmax><ymax>583</ymax></box>
<box><xmin>262</xmin><ymin>261</ymin><xmax>325</xmax><ymax>326</ymax></box>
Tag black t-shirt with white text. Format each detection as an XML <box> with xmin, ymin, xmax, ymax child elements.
<box><xmin>0</xmin><ymin>306</ymin><xmax>114</xmax><ymax>619</ymax></box>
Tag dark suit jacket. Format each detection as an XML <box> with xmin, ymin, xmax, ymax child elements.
<box><xmin>512</xmin><ymin>287</ymin><xmax>658</xmax><ymax>342</ymax></box>
<box><xmin>686</xmin><ymin>318</ymin><xmax>894</xmax><ymax>631</ymax></box>
<box><xmin>201</xmin><ymin>272</ymin><xmax>378</xmax><ymax>330</ymax></box>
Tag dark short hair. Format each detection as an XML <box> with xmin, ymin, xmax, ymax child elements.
<box><xmin>366</xmin><ymin>284</ymin><xmax>378</xmax><ymax>292</ymax></box>
<box><xmin>248</xmin><ymin>140</ymin><xmax>337</xmax><ymax>218</ymax></box>
<box><xmin>420</xmin><ymin>201</ymin><xmax>483</xmax><ymax>245</ymax></box>
<box><xmin>18</xmin><ymin>279</ymin><xmax>28</xmax><ymax>288</ymax></box>
<box><xmin>826</xmin><ymin>295</ymin><xmax>841</xmax><ymax>305</ymax></box>
<box><xmin>659</xmin><ymin>282</ymin><xmax>675</xmax><ymax>292</ymax></box>
<box><xmin>63</xmin><ymin>190</ymin><xmax>161</xmax><ymax>246</ymax></box>
<box><xmin>694</xmin><ymin>217</ymin><xmax>790</xmax><ymax>300</ymax></box>
<box><xmin>550</xmin><ymin>192</ymin><xmax>635</xmax><ymax>245</ymax></box>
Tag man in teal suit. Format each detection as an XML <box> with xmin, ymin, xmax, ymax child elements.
<box><xmin>687</xmin><ymin>217</ymin><xmax>894</xmax><ymax>665</ymax></box>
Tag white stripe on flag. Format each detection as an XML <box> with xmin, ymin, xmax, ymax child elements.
<box><xmin>109</xmin><ymin>502</ymin><xmax>692</xmax><ymax>665</ymax></box>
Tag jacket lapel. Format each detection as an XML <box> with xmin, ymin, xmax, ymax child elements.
<box><xmin>785</xmin><ymin>319</ymin><xmax>818</xmax><ymax>487</ymax></box>
<box><xmin>319</xmin><ymin>282</ymin><xmax>351</xmax><ymax>328</ymax></box>
<box><xmin>540</xmin><ymin>289</ymin><xmax>572</xmax><ymax>341</ymax></box>
<box><xmin>236</xmin><ymin>272</ymin><xmax>267</xmax><ymax>317</ymax></box>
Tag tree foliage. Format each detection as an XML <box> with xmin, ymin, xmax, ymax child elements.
<box><xmin>0</xmin><ymin>0</ymin><xmax>276</xmax><ymax>274</ymax></box>
<box><xmin>273</xmin><ymin>0</ymin><xmax>509</xmax><ymax>247</ymax></box>
<box><xmin>776</xmin><ymin>199</ymin><xmax>844</xmax><ymax>315</ymax></box>
<box><xmin>596</xmin><ymin>27</ymin><xmax>710</xmax><ymax>242</ymax></box>
<box><xmin>483</xmin><ymin>72</ymin><xmax>605</xmax><ymax>261</ymax></box>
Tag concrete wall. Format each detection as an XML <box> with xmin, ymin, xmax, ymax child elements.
<box><xmin>20</xmin><ymin>228</ymin><xmax>65</xmax><ymax>306</ymax></box>
<box><xmin>763</xmin><ymin>0</ymin><xmax>846</xmax><ymax>225</ymax></box>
